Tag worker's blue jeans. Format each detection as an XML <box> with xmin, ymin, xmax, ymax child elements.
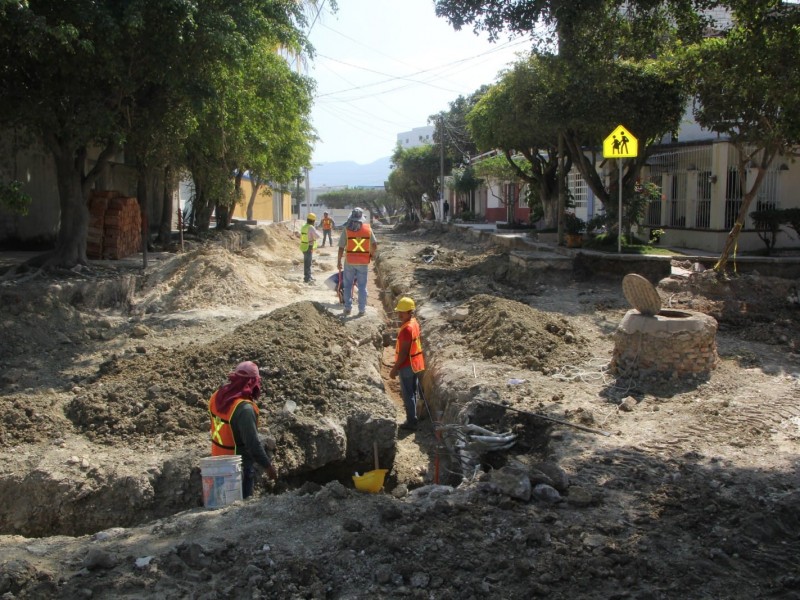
<box><xmin>342</xmin><ymin>264</ymin><xmax>368</xmax><ymax>313</ymax></box>
<box><xmin>303</xmin><ymin>249</ymin><xmax>313</xmax><ymax>282</ymax></box>
<box><xmin>398</xmin><ymin>366</ymin><xmax>418</xmax><ymax>425</ymax></box>
<box><xmin>242</xmin><ymin>463</ymin><xmax>255</xmax><ymax>498</ymax></box>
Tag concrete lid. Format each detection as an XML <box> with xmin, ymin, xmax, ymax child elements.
<box><xmin>622</xmin><ymin>273</ymin><xmax>661</xmax><ymax>316</ymax></box>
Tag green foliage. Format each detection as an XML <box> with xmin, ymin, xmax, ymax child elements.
<box><xmin>564</xmin><ymin>212</ymin><xmax>585</xmax><ymax>235</ymax></box>
<box><xmin>649</xmin><ymin>228</ymin><xmax>665</xmax><ymax>244</ymax></box>
<box><xmin>449</xmin><ymin>165</ymin><xmax>482</xmax><ymax>194</ymax></box>
<box><xmin>0</xmin><ymin>180</ymin><xmax>32</xmax><ymax>215</ymax></box>
<box><xmin>317</xmin><ymin>188</ymin><xmax>402</xmax><ymax>221</ymax></box>
<box><xmin>388</xmin><ymin>144</ymin><xmax>443</xmax><ymax>218</ymax></box>
<box><xmin>750</xmin><ymin>207</ymin><xmax>800</xmax><ymax>254</ymax></box>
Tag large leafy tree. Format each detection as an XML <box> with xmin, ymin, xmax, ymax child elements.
<box><xmin>387</xmin><ymin>145</ymin><xmax>447</xmax><ymax>220</ymax></box>
<box><xmin>468</xmin><ymin>55</ymin><xmax>563</xmax><ymax>227</ymax></box>
<box><xmin>0</xmin><ymin>0</ymin><xmax>310</xmax><ymax>266</ymax></box>
<box><xmin>450</xmin><ymin>1</ymin><xmax>696</xmax><ymax>234</ymax></box>
<box><xmin>685</xmin><ymin>0</ymin><xmax>800</xmax><ymax>272</ymax></box>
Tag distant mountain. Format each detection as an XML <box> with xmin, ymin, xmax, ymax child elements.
<box><xmin>309</xmin><ymin>157</ymin><xmax>392</xmax><ymax>188</ymax></box>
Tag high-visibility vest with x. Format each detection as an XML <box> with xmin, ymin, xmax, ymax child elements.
<box><xmin>208</xmin><ymin>391</ymin><xmax>259</xmax><ymax>456</ymax></box>
<box><xmin>321</xmin><ymin>217</ymin><xmax>333</xmax><ymax>231</ymax></box>
<box><xmin>345</xmin><ymin>223</ymin><xmax>372</xmax><ymax>265</ymax></box>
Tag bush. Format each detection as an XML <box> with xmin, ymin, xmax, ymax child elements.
<box><xmin>564</xmin><ymin>212</ymin><xmax>586</xmax><ymax>235</ymax></box>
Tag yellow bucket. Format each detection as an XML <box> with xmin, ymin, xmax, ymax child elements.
<box><xmin>352</xmin><ymin>469</ymin><xmax>388</xmax><ymax>493</ymax></box>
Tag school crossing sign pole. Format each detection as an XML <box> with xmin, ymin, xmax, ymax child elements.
<box><xmin>603</xmin><ymin>125</ymin><xmax>638</xmax><ymax>253</ymax></box>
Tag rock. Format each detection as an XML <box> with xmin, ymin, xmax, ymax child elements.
<box><xmin>130</xmin><ymin>325</ymin><xmax>150</xmax><ymax>338</ymax></box>
<box><xmin>82</xmin><ymin>548</ymin><xmax>118</xmax><ymax>570</ymax></box>
<box><xmin>489</xmin><ymin>467</ymin><xmax>532</xmax><ymax>501</ymax></box>
<box><xmin>566</xmin><ymin>486</ymin><xmax>594</xmax><ymax>507</ymax></box>
<box><xmin>390</xmin><ymin>483</ymin><xmax>409</xmax><ymax>498</ymax></box>
<box><xmin>342</xmin><ymin>519</ymin><xmax>363</xmax><ymax>532</ymax></box>
<box><xmin>410</xmin><ymin>572</ymin><xmax>430</xmax><ymax>588</ymax></box>
<box><xmin>532</xmin><ymin>483</ymin><xmax>561</xmax><ymax>503</ymax></box>
<box><xmin>619</xmin><ymin>396</ymin><xmax>637</xmax><ymax>412</ymax></box>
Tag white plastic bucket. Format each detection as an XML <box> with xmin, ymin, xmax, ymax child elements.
<box><xmin>200</xmin><ymin>455</ymin><xmax>243</xmax><ymax>509</ymax></box>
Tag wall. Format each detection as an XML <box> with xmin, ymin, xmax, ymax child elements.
<box><xmin>0</xmin><ymin>129</ymin><xmax>144</xmax><ymax>245</ymax></box>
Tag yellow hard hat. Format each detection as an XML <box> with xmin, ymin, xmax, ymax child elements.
<box><xmin>307</xmin><ymin>213</ymin><xmax>317</xmax><ymax>222</ymax></box>
<box><xmin>394</xmin><ymin>297</ymin><xmax>416</xmax><ymax>312</ymax></box>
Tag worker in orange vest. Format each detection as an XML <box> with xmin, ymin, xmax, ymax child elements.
<box><xmin>389</xmin><ymin>297</ymin><xmax>426</xmax><ymax>431</ymax></box>
<box><xmin>336</xmin><ymin>207</ymin><xmax>377</xmax><ymax>317</ymax></box>
<box><xmin>320</xmin><ymin>211</ymin><xmax>335</xmax><ymax>247</ymax></box>
<box><xmin>209</xmin><ymin>361</ymin><xmax>277</xmax><ymax>497</ymax></box>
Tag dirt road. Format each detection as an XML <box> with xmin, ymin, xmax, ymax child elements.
<box><xmin>0</xmin><ymin>222</ymin><xmax>798</xmax><ymax>599</ymax></box>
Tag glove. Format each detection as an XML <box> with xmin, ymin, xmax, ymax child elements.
<box><xmin>266</xmin><ymin>463</ymin><xmax>278</xmax><ymax>481</ymax></box>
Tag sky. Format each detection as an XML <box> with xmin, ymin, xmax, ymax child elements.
<box><xmin>305</xmin><ymin>0</ymin><xmax>532</xmax><ymax>166</ymax></box>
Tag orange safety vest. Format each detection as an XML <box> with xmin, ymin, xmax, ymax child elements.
<box><xmin>395</xmin><ymin>317</ymin><xmax>425</xmax><ymax>373</ymax></box>
<box><xmin>321</xmin><ymin>217</ymin><xmax>333</xmax><ymax>231</ymax></box>
<box><xmin>208</xmin><ymin>391</ymin><xmax>260</xmax><ymax>455</ymax></box>
<box><xmin>345</xmin><ymin>223</ymin><xmax>372</xmax><ymax>265</ymax></box>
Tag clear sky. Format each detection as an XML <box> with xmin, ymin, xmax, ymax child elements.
<box><xmin>305</xmin><ymin>0</ymin><xmax>531</xmax><ymax>166</ymax></box>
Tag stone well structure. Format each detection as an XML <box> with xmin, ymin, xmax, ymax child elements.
<box><xmin>611</xmin><ymin>274</ymin><xmax>719</xmax><ymax>379</ymax></box>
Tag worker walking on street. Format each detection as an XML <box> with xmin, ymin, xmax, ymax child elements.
<box><xmin>389</xmin><ymin>297</ymin><xmax>425</xmax><ymax>431</ymax></box>
<box><xmin>320</xmin><ymin>211</ymin><xmax>335</xmax><ymax>247</ymax></box>
<box><xmin>209</xmin><ymin>361</ymin><xmax>278</xmax><ymax>498</ymax></box>
<box><xmin>300</xmin><ymin>213</ymin><xmax>320</xmax><ymax>284</ymax></box>
<box><xmin>337</xmin><ymin>207</ymin><xmax>377</xmax><ymax>317</ymax></box>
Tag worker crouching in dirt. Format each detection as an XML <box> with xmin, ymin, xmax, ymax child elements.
<box><xmin>209</xmin><ymin>361</ymin><xmax>278</xmax><ymax>497</ymax></box>
<box><xmin>389</xmin><ymin>297</ymin><xmax>426</xmax><ymax>431</ymax></box>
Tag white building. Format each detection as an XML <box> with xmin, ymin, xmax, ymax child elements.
<box><xmin>396</xmin><ymin>126</ymin><xmax>434</xmax><ymax>150</ymax></box>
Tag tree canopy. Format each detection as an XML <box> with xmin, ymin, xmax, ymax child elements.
<box><xmin>683</xmin><ymin>0</ymin><xmax>800</xmax><ymax>270</ymax></box>
<box><xmin>0</xmin><ymin>0</ymin><xmax>314</xmax><ymax>266</ymax></box>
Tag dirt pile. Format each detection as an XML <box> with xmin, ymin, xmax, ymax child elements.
<box><xmin>461</xmin><ymin>294</ymin><xmax>592</xmax><ymax>373</ymax></box>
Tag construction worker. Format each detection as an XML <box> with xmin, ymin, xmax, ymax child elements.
<box><xmin>299</xmin><ymin>213</ymin><xmax>319</xmax><ymax>284</ymax></box>
<box><xmin>389</xmin><ymin>297</ymin><xmax>425</xmax><ymax>431</ymax></box>
<box><xmin>320</xmin><ymin>211</ymin><xmax>335</xmax><ymax>247</ymax></box>
<box><xmin>337</xmin><ymin>207</ymin><xmax>377</xmax><ymax>317</ymax></box>
<box><xmin>209</xmin><ymin>361</ymin><xmax>278</xmax><ymax>498</ymax></box>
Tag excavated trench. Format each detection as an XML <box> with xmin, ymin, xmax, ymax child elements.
<box><xmin>0</xmin><ymin>228</ymin><xmax>561</xmax><ymax>539</ymax></box>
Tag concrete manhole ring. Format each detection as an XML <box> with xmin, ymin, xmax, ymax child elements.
<box><xmin>622</xmin><ymin>273</ymin><xmax>661</xmax><ymax>316</ymax></box>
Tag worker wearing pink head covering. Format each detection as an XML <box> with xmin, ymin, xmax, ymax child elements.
<box><xmin>209</xmin><ymin>361</ymin><xmax>277</xmax><ymax>497</ymax></box>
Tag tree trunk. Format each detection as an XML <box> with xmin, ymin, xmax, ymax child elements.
<box><xmin>157</xmin><ymin>165</ymin><xmax>174</xmax><ymax>246</ymax></box>
<box><xmin>137</xmin><ymin>168</ymin><xmax>150</xmax><ymax>267</ymax></box>
<box><xmin>45</xmin><ymin>149</ymin><xmax>90</xmax><ymax>268</ymax></box>
<box><xmin>247</xmin><ymin>175</ymin><xmax>262</xmax><ymax>221</ymax></box>
<box><xmin>715</xmin><ymin>170</ymin><xmax>767</xmax><ymax>273</ymax></box>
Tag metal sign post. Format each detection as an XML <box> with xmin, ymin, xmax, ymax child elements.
<box><xmin>602</xmin><ymin>125</ymin><xmax>638</xmax><ymax>254</ymax></box>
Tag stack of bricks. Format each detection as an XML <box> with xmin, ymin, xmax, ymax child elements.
<box><xmin>86</xmin><ymin>191</ymin><xmax>142</xmax><ymax>260</ymax></box>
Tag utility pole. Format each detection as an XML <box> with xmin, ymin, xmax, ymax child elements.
<box><xmin>304</xmin><ymin>166</ymin><xmax>310</xmax><ymax>220</ymax></box>
<box><xmin>439</xmin><ymin>114</ymin><xmax>445</xmax><ymax>222</ymax></box>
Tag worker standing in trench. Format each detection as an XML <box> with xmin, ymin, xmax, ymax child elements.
<box><xmin>209</xmin><ymin>361</ymin><xmax>278</xmax><ymax>497</ymax></box>
<box><xmin>389</xmin><ymin>297</ymin><xmax>426</xmax><ymax>431</ymax></box>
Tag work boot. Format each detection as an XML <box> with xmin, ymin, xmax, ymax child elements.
<box><xmin>399</xmin><ymin>421</ymin><xmax>417</xmax><ymax>431</ymax></box>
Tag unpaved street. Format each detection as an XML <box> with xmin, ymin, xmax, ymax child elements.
<box><xmin>0</xmin><ymin>222</ymin><xmax>799</xmax><ymax>599</ymax></box>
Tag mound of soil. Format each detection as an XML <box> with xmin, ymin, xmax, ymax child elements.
<box><xmin>462</xmin><ymin>294</ymin><xmax>592</xmax><ymax>373</ymax></box>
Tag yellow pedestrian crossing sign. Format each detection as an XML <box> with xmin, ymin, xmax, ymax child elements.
<box><xmin>603</xmin><ymin>125</ymin><xmax>638</xmax><ymax>158</ymax></box>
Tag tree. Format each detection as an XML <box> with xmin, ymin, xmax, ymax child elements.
<box><xmin>387</xmin><ymin>145</ymin><xmax>446</xmax><ymax>219</ymax></box>
<box><xmin>431</xmin><ymin>86</ymin><xmax>490</xmax><ymax>165</ymax></box>
<box><xmin>0</xmin><ymin>0</ymin><xmax>310</xmax><ymax>266</ymax></box>
<box><xmin>684</xmin><ymin>0</ymin><xmax>800</xmax><ymax>272</ymax></box>
<box><xmin>317</xmin><ymin>188</ymin><xmax>402</xmax><ymax>222</ymax></box>
<box><xmin>467</xmin><ymin>56</ymin><xmax>564</xmax><ymax>227</ymax></box>
<box><xmin>452</xmin><ymin>1</ymin><xmax>693</xmax><ymax>235</ymax></box>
